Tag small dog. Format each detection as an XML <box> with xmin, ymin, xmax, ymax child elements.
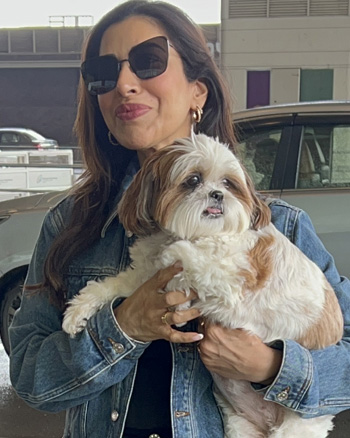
<box><xmin>63</xmin><ymin>133</ymin><xmax>343</xmax><ymax>438</ymax></box>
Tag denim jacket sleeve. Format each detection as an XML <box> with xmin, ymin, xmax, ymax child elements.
<box><xmin>9</xmin><ymin>204</ymin><xmax>149</xmax><ymax>412</ymax></box>
<box><xmin>261</xmin><ymin>201</ymin><xmax>350</xmax><ymax>418</ymax></box>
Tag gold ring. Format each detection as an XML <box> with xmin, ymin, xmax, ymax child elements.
<box><xmin>161</xmin><ymin>311</ymin><xmax>171</xmax><ymax>325</ymax></box>
<box><xmin>197</xmin><ymin>343</ymin><xmax>201</xmax><ymax>354</ymax></box>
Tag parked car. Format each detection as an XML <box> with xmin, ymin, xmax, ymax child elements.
<box><xmin>0</xmin><ymin>127</ymin><xmax>58</xmax><ymax>150</ymax></box>
<box><xmin>0</xmin><ymin>100</ymin><xmax>349</xmax><ymax>354</ymax></box>
<box><xmin>234</xmin><ymin>100</ymin><xmax>350</xmax><ymax>279</ymax></box>
<box><xmin>0</xmin><ymin>191</ymin><xmax>67</xmax><ymax>353</ymax></box>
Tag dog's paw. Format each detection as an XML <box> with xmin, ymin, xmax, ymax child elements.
<box><xmin>62</xmin><ymin>281</ymin><xmax>108</xmax><ymax>337</ymax></box>
<box><xmin>62</xmin><ymin>303</ymin><xmax>89</xmax><ymax>337</ymax></box>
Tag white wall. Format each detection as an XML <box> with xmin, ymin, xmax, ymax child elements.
<box><xmin>270</xmin><ymin>69</ymin><xmax>300</xmax><ymax>104</ymax></box>
<box><xmin>220</xmin><ymin>7</ymin><xmax>350</xmax><ymax>110</ymax></box>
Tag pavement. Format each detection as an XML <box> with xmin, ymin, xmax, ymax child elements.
<box><xmin>0</xmin><ymin>341</ymin><xmax>349</xmax><ymax>437</ymax></box>
<box><xmin>0</xmin><ymin>342</ymin><xmax>64</xmax><ymax>438</ymax></box>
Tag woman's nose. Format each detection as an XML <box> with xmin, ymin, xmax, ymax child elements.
<box><xmin>116</xmin><ymin>61</ymin><xmax>141</xmax><ymax>96</ymax></box>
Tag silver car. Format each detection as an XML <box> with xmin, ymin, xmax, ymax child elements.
<box><xmin>0</xmin><ymin>127</ymin><xmax>58</xmax><ymax>150</ymax></box>
<box><xmin>234</xmin><ymin>100</ymin><xmax>350</xmax><ymax>278</ymax></box>
<box><xmin>0</xmin><ymin>100</ymin><xmax>349</xmax><ymax>353</ymax></box>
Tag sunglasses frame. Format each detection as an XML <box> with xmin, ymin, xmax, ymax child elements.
<box><xmin>82</xmin><ymin>36</ymin><xmax>172</xmax><ymax>96</ymax></box>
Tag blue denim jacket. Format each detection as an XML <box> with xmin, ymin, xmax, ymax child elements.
<box><xmin>9</xmin><ymin>166</ymin><xmax>350</xmax><ymax>437</ymax></box>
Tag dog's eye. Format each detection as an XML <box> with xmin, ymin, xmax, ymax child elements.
<box><xmin>223</xmin><ymin>178</ymin><xmax>231</xmax><ymax>188</ymax></box>
<box><xmin>184</xmin><ymin>174</ymin><xmax>202</xmax><ymax>188</ymax></box>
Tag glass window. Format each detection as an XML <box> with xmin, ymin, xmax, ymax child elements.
<box><xmin>297</xmin><ymin>125</ymin><xmax>350</xmax><ymax>188</ymax></box>
<box><xmin>0</xmin><ymin>132</ymin><xmax>20</xmax><ymax>144</ymax></box>
<box><xmin>300</xmin><ymin>69</ymin><xmax>333</xmax><ymax>102</ymax></box>
<box><xmin>237</xmin><ymin>127</ymin><xmax>281</xmax><ymax>190</ymax></box>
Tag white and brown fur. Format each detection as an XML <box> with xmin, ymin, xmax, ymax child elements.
<box><xmin>63</xmin><ymin>133</ymin><xmax>343</xmax><ymax>438</ymax></box>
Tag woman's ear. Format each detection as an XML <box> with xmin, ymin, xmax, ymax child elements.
<box><xmin>192</xmin><ymin>79</ymin><xmax>208</xmax><ymax>109</ymax></box>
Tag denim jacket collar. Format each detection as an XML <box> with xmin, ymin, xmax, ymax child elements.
<box><xmin>101</xmin><ymin>158</ymin><xmax>140</xmax><ymax>238</ymax></box>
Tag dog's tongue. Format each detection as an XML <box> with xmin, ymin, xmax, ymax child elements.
<box><xmin>207</xmin><ymin>207</ymin><xmax>221</xmax><ymax>214</ymax></box>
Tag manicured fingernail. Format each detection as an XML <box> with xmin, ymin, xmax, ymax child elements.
<box><xmin>193</xmin><ymin>333</ymin><xmax>204</xmax><ymax>341</ymax></box>
<box><xmin>174</xmin><ymin>261</ymin><xmax>183</xmax><ymax>269</ymax></box>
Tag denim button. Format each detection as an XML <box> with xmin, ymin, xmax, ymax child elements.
<box><xmin>111</xmin><ymin>410</ymin><xmax>119</xmax><ymax>421</ymax></box>
<box><xmin>108</xmin><ymin>337</ymin><xmax>125</xmax><ymax>353</ymax></box>
<box><xmin>113</xmin><ymin>343</ymin><xmax>125</xmax><ymax>353</ymax></box>
<box><xmin>276</xmin><ymin>387</ymin><xmax>290</xmax><ymax>402</ymax></box>
<box><xmin>149</xmin><ymin>434</ymin><xmax>161</xmax><ymax>438</ymax></box>
<box><xmin>174</xmin><ymin>411</ymin><xmax>190</xmax><ymax>418</ymax></box>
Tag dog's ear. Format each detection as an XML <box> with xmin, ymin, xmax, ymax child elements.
<box><xmin>244</xmin><ymin>168</ymin><xmax>271</xmax><ymax>230</ymax></box>
<box><xmin>117</xmin><ymin>157</ymin><xmax>160</xmax><ymax>236</ymax></box>
<box><xmin>251</xmin><ymin>192</ymin><xmax>271</xmax><ymax>230</ymax></box>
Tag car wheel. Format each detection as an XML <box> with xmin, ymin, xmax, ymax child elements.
<box><xmin>0</xmin><ymin>276</ymin><xmax>24</xmax><ymax>355</ymax></box>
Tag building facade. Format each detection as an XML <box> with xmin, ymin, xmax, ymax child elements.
<box><xmin>221</xmin><ymin>0</ymin><xmax>350</xmax><ymax>110</ymax></box>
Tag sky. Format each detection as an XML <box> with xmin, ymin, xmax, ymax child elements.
<box><xmin>0</xmin><ymin>1</ymin><xmax>221</xmax><ymax>28</ymax></box>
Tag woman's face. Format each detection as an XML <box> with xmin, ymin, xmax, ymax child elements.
<box><xmin>97</xmin><ymin>16</ymin><xmax>207</xmax><ymax>162</ymax></box>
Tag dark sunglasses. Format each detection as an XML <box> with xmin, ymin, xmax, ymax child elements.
<box><xmin>81</xmin><ymin>36</ymin><xmax>172</xmax><ymax>95</ymax></box>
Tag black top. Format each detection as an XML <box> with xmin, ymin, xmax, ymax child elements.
<box><xmin>124</xmin><ymin>339</ymin><xmax>173</xmax><ymax>437</ymax></box>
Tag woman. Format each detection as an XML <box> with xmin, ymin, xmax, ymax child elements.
<box><xmin>9</xmin><ymin>1</ymin><xmax>350</xmax><ymax>438</ymax></box>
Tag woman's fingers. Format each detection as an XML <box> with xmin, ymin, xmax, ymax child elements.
<box><xmin>114</xmin><ymin>263</ymin><xmax>202</xmax><ymax>343</ymax></box>
<box><xmin>168</xmin><ymin>328</ymin><xmax>203</xmax><ymax>344</ymax></box>
<box><xmin>198</xmin><ymin>323</ymin><xmax>282</xmax><ymax>383</ymax></box>
<box><xmin>163</xmin><ymin>288</ymin><xmax>198</xmax><ymax>307</ymax></box>
<box><xmin>163</xmin><ymin>307</ymin><xmax>201</xmax><ymax>326</ymax></box>
<box><xmin>152</xmin><ymin>262</ymin><xmax>183</xmax><ymax>291</ymax></box>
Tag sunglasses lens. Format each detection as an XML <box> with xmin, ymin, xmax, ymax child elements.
<box><xmin>82</xmin><ymin>55</ymin><xmax>119</xmax><ymax>95</ymax></box>
<box><xmin>82</xmin><ymin>36</ymin><xmax>170</xmax><ymax>95</ymax></box>
<box><xmin>130</xmin><ymin>36</ymin><xmax>169</xmax><ymax>80</ymax></box>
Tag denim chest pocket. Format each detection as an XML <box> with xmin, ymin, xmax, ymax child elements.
<box><xmin>64</xmin><ymin>267</ymin><xmax>120</xmax><ymax>301</ymax></box>
<box><xmin>63</xmin><ymin>222</ymin><xmax>131</xmax><ymax>301</ymax></box>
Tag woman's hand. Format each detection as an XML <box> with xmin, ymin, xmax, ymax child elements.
<box><xmin>198</xmin><ymin>323</ymin><xmax>282</xmax><ymax>384</ymax></box>
<box><xmin>114</xmin><ymin>263</ymin><xmax>202</xmax><ymax>344</ymax></box>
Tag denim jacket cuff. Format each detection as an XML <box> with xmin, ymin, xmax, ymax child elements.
<box><xmin>263</xmin><ymin>339</ymin><xmax>313</xmax><ymax>411</ymax></box>
<box><xmin>111</xmin><ymin>297</ymin><xmax>150</xmax><ymax>346</ymax></box>
<box><xmin>86</xmin><ymin>298</ymin><xmax>150</xmax><ymax>365</ymax></box>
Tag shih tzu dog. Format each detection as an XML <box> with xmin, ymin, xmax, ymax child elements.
<box><xmin>63</xmin><ymin>133</ymin><xmax>343</xmax><ymax>438</ymax></box>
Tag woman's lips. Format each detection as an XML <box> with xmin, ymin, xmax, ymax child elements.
<box><xmin>115</xmin><ymin>104</ymin><xmax>151</xmax><ymax>121</ymax></box>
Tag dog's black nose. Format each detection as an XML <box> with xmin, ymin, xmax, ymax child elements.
<box><xmin>209</xmin><ymin>190</ymin><xmax>223</xmax><ymax>201</ymax></box>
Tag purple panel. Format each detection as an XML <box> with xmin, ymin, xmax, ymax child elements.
<box><xmin>247</xmin><ymin>71</ymin><xmax>270</xmax><ymax>108</ymax></box>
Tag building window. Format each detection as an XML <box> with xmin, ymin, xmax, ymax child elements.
<box><xmin>247</xmin><ymin>71</ymin><xmax>270</xmax><ymax>109</ymax></box>
<box><xmin>300</xmin><ymin>69</ymin><xmax>333</xmax><ymax>102</ymax></box>
<box><xmin>310</xmin><ymin>0</ymin><xmax>349</xmax><ymax>16</ymax></box>
<box><xmin>228</xmin><ymin>0</ymin><xmax>349</xmax><ymax>18</ymax></box>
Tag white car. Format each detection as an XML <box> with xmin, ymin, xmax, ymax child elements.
<box><xmin>0</xmin><ymin>191</ymin><xmax>66</xmax><ymax>353</ymax></box>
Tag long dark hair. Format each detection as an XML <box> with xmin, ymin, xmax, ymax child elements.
<box><xmin>43</xmin><ymin>0</ymin><xmax>236</xmax><ymax>307</ymax></box>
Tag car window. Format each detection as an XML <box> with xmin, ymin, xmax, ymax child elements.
<box><xmin>26</xmin><ymin>129</ymin><xmax>45</xmax><ymax>141</ymax></box>
<box><xmin>296</xmin><ymin>125</ymin><xmax>350</xmax><ymax>188</ymax></box>
<box><xmin>0</xmin><ymin>132</ymin><xmax>20</xmax><ymax>145</ymax></box>
<box><xmin>237</xmin><ymin>127</ymin><xmax>282</xmax><ymax>190</ymax></box>
<box><xmin>19</xmin><ymin>133</ymin><xmax>33</xmax><ymax>145</ymax></box>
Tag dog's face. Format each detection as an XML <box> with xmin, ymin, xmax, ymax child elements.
<box><xmin>118</xmin><ymin>134</ymin><xmax>270</xmax><ymax>239</ymax></box>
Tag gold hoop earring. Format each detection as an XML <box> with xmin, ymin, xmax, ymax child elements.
<box><xmin>108</xmin><ymin>131</ymin><xmax>119</xmax><ymax>146</ymax></box>
<box><xmin>192</xmin><ymin>105</ymin><xmax>203</xmax><ymax>124</ymax></box>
